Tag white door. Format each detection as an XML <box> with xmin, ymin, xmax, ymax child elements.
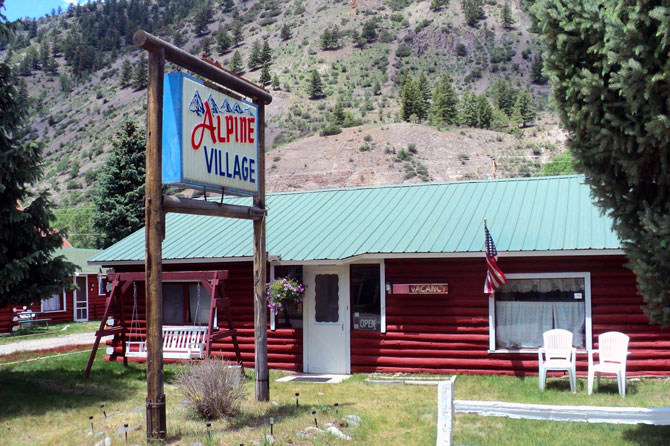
<box><xmin>74</xmin><ymin>276</ymin><xmax>89</xmax><ymax>321</ymax></box>
<box><xmin>303</xmin><ymin>266</ymin><xmax>350</xmax><ymax>374</ymax></box>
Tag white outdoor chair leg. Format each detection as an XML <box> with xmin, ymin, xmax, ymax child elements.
<box><xmin>539</xmin><ymin>369</ymin><xmax>546</xmax><ymax>391</ymax></box>
<box><xmin>597</xmin><ymin>371</ymin><xmax>601</xmax><ymax>389</ymax></box>
<box><xmin>618</xmin><ymin>371</ymin><xmax>626</xmax><ymax>397</ymax></box>
<box><xmin>587</xmin><ymin>368</ymin><xmax>593</xmax><ymax>394</ymax></box>
<box><xmin>568</xmin><ymin>369</ymin><xmax>576</xmax><ymax>393</ymax></box>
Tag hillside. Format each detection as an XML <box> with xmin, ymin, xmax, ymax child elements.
<box><xmin>3</xmin><ymin>0</ymin><xmax>566</xmax><ymax>211</ymax></box>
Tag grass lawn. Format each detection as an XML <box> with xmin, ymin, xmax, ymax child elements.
<box><xmin>0</xmin><ymin>351</ymin><xmax>668</xmax><ymax>446</ymax></box>
<box><xmin>0</xmin><ymin>321</ymin><xmax>100</xmax><ymax>345</ymax></box>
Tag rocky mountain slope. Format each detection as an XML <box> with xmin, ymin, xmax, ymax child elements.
<box><xmin>4</xmin><ymin>0</ymin><xmax>565</xmax><ymax>207</ymax></box>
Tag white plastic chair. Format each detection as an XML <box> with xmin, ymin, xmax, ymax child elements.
<box><xmin>538</xmin><ymin>329</ymin><xmax>576</xmax><ymax>393</ymax></box>
<box><xmin>588</xmin><ymin>331</ymin><xmax>630</xmax><ymax>397</ymax></box>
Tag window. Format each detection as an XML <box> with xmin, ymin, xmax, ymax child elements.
<box><xmin>315</xmin><ymin>274</ymin><xmax>339</xmax><ymax>323</ymax></box>
<box><xmin>350</xmin><ymin>264</ymin><xmax>381</xmax><ymax>331</ymax></box>
<box><xmin>274</xmin><ymin>266</ymin><xmax>303</xmax><ymax>329</ymax></box>
<box><xmin>98</xmin><ymin>275</ymin><xmax>107</xmax><ymax>296</ymax></box>
<box><xmin>42</xmin><ymin>290</ymin><xmax>65</xmax><ymax>312</ymax></box>
<box><xmin>163</xmin><ymin>284</ymin><xmax>185</xmax><ymax>325</ymax></box>
<box><xmin>188</xmin><ymin>283</ymin><xmax>211</xmax><ymax>325</ymax></box>
<box><xmin>162</xmin><ymin>283</ymin><xmax>212</xmax><ymax>325</ymax></box>
<box><xmin>491</xmin><ymin>273</ymin><xmax>591</xmax><ymax>351</ymax></box>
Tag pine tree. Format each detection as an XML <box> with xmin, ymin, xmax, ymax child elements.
<box><xmin>362</xmin><ymin>19</ymin><xmax>378</xmax><ymax>42</ymax></box>
<box><xmin>120</xmin><ymin>59</ymin><xmax>132</xmax><ymax>88</ymax></box>
<box><xmin>372</xmin><ymin>79</ymin><xmax>381</xmax><ymax>96</ymax></box>
<box><xmin>531</xmin><ymin>53</ymin><xmax>547</xmax><ymax>84</ymax></box>
<box><xmin>430</xmin><ymin>73</ymin><xmax>459</xmax><ymax>125</ymax></box>
<box><xmin>39</xmin><ymin>41</ymin><xmax>49</xmax><ymax>70</ymax></box>
<box><xmin>462</xmin><ymin>0</ymin><xmax>483</xmax><ymax>27</ymax></box>
<box><xmin>194</xmin><ymin>7</ymin><xmax>210</xmax><ymax>36</ymax></box>
<box><xmin>248</xmin><ymin>40</ymin><xmax>262</xmax><ymax>70</ymax></box>
<box><xmin>501</xmin><ymin>1</ymin><xmax>515</xmax><ymax>29</ymax></box>
<box><xmin>459</xmin><ymin>92</ymin><xmax>478</xmax><ymax>127</ymax></box>
<box><xmin>132</xmin><ymin>55</ymin><xmax>147</xmax><ymax>90</ymax></box>
<box><xmin>431</xmin><ymin>0</ymin><xmax>449</xmax><ymax>10</ymax></box>
<box><xmin>45</xmin><ymin>57</ymin><xmax>59</xmax><ymax>75</ymax></box>
<box><xmin>229</xmin><ymin>50</ymin><xmax>243</xmax><ymax>74</ymax></box>
<box><xmin>512</xmin><ymin>88</ymin><xmax>536</xmax><ymax>128</ymax></box>
<box><xmin>475</xmin><ymin>95</ymin><xmax>493</xmax><ymax>128</ymax></box>
<box><xmin>216</xmin><ymin>28</ymin><xmax>231</xmax><ymax>54</ymax></box>
<box><xmin>307</xmin><ymin>70</ymin><xmax>325</xmax><ymax>99</ymax></box>
<box><xmin>232</xmin><ymin>19</ymin><xmax>243</xmax><ymax>46</ymax></box>
<box><xmin>222</xmin><ymin>0</ymin><xmax>234</xmax><ymax>12</ymax></box>
<box><xmin>271</xmin><ymin>73</ymin><xmax>280</xmax><ymax>90</ymax></box>
<box><xmin>492</xmin><ymin>79</ymin><xmax>516</xmax><ymax>117</ymax></box>
<box><xmin>259</xmin><ymin>61</ymin><xmax>271</xmax><ymax>85</ymax></box>
<box><xmin>261</xmin><ymin>40</ymin><xmax>272</xmax><ymax>65</ymax></box>
<box><xmin>417</xmin><ymin>72</ymin><xmax>431</xmax><ymax>103</ymax></box>
<box><xmin>280</xmin><ymin>23</ymin><xmax>292</xmax><ymax>41</ymax></box>
<box><xmin>401</xmin><ymin>77</ymin><xmax>422</xmax><ymax>122</ymax></box>
<box><xmin>92</xmin><ymin>121</ymin><xmax>146</xmax><ymax>248</ymax></box>
<box><xmin>201</xmin><ymin>36</ymin><xmax>212</xmax><ymax>57</ymax></box>
<box><xmin>534</xmin><ymin>0</ymin><xmax>670</xmax><ymax>325</ymax></box>
<box><xmin>332</xmin><ymin>98</ymin><xmax>346</xmax><ymax>125</ymax></box>
<box><xmin>0</xmin><ymin>42</ymin><xmax>75</xmax><ymax>307</ymax></box>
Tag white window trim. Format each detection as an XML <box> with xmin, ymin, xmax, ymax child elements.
<box><xmin>41</xmin><ymin>289</ymin><xmax>67</xmax><ymax>313</ymax></box>
<box><xmin>488</xmin><ymin>272</ymin><xmax>592</xmax><ymax>353</ymax></box>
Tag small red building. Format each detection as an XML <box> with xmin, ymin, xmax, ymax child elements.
<box><xmin>0</xmin><ymin>248</ymin><xmax>104</xmax><ymax>334</ymax></box>
<box><xmin>89</xmin><ymin>176</ymin><xmax>670</xmax><ymax>376</ymax></box>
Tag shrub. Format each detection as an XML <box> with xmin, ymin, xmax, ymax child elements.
<box><xmin>396</xmin><ymin>45</ymin><xmax>412</xmax><ymax>58</ymax></box>
<box><xmin>320</xmin><ymin>124</ymin><xmax>342</xmax><ymax>136</ymax></box>
<box><xmin>175</xmin><ymin>359</ymin><xmax>246</xmax><ymax>420</ymax></box>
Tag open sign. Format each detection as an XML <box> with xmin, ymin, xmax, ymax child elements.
<box><xmin>353</xmin><ymin>313</ymin><xmax>379</xmax><ymax>331</ymax></box>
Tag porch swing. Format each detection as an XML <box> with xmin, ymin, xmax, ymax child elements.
<box><xmin>125</xmin><ymin>281</ymin><xmax>210</xmax><ymax>360</ymax></box>
<box><xmin>84</xmin><ymin>270</ymin><xmax>244</xmax><ymax>378</ymax></box>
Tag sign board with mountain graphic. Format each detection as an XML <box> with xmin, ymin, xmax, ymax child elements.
<box><xmin>162</xmin><ymin>72</ymin><xmax>259</xmax><ymax>196</ymax></box>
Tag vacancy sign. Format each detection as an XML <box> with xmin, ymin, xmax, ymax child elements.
<box><xmin>162</xmin><ymin>72</ymin><xmax>259</xmax><ymax>196</ymax></box>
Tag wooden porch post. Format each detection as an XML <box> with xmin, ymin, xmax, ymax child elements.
<box><xmin>145</xmin><ymin>47</ymin><xmax>166</xmax><ymax>440</ymax></box>
<box><xmin>253</xmin><ymin>101</ymin><xmax>269</xmax><ymax>401</ymax></box>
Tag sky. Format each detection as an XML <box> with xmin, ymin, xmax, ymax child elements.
<box><xmin>3</xmin><ymin>0</ymin><xmax>91</xmax><ymax>21</ymax></box>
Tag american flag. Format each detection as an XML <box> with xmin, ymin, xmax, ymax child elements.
<box><xmin>484</xmin><ymin>222</ymin><xmax>507</xmax><ymax>294</ymax></box>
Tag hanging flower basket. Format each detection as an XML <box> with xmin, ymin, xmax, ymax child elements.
<box><xmin>266</xmin><ymin>277</ymin><xmax>305</xmax><ymax>315</ymax></box>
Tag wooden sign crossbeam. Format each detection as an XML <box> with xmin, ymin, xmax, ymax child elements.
<box><xmin>133</xmin><ymin>30</ymin><xmax>270</xmax><ymax>441</ymax></box>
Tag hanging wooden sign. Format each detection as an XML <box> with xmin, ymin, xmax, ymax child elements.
<box><xmin>162</xmin><ymin>72</ymin><xmax>259</xmax><ymax>196</ymax></box>
<box><xmin>392</xmin><ymin>283</ymin><xmax>449</xmax><ymax>295</ymax></box>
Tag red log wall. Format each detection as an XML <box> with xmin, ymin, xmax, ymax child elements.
<box><xmin>102</xmin><ymin>255</ymin><xmax>670</xmax><ymax>377</ymax></box>
<box><xmin>106</xmin><ymin>262</ymin><xmax>302</xmax><ymax>370</ymax></box>
<box><xmin>352</xmin><ymin>255</ymin><xmax>670</xmax><ymax>376</ymax></box>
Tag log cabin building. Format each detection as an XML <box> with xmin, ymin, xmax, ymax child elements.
<box><xmin>88</xmin><ymin>175</ymin><xmax>670</xmax><ymax>376</ymax></box>
<box><xmin>0</xmin><ymin>248</ymin><xmax>104</xmax><ymax>334</ymax></box>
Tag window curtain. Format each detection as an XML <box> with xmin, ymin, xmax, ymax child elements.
<box><xmin>498</xmin><ymin>278</ymin><xmax>584</xmax><ymax>294</ymax></box>
<box><xmin>496</xmin><ymin>301</ymin><xmax>585</xmax><ymax>348</ymax></box>
<box><xmin>42</xmin><ymin>293</ymin><xmax>62</xmax><ymax>311</ymax></box>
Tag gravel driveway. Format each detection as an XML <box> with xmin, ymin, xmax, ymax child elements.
<box><xmin>0</xmin><ymin>332</ymin><xmax>108</xmax><ymax>355</ymax></box>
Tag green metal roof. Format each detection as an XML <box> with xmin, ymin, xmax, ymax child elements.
<box><xmin>89</xmin><ymin>175</ymin><xmax>621</xmax><ymax>264</ymax></box>
<box><xmin>55</xmin><ymin>248</ymin><xmax>102</xmax><ymax>273</ymax></box>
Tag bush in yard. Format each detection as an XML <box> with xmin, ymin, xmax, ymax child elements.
<box><xmin>176</xmin><ymin>359</ymin><xmax>246</xmax><ymax>420</ymax></box>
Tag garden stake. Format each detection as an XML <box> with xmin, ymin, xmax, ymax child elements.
<box><xmin>101</xmin><ymin>404</ymin><xmax>107</xmax><ymax>418</ymax></box>
<box><xmin>295</xmin><ymin>392</ymin><xmax>299</xmax><ymax>407</ymax></box>
<box><xmin>270</xmin><ymin>417</ymin><xmax>274</xmax><ymax>435</ymax></box>
<box><xmin>89</xmin><ymin>415</ymin><xmax>94</xmax><ymax>433</ymax></box>
<box><xmin>334</xmin><ymin>402</ymin><xmax>339</xmax><ymax>415</ymax></box>
<box><xmin>124</xmin><ymin>424</ymin><xmax>128</xmax><ymax>442</ymax></box>
<box><xmin>312</xmin><ymin>410</ymin><xmax>318</xmax><ymax>428</ymax></box>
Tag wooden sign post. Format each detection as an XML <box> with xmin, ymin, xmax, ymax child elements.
<box><xmin>134</xmin><ymin>30</ymin><xmax>272</xmax><ymax>441</ymax></box>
